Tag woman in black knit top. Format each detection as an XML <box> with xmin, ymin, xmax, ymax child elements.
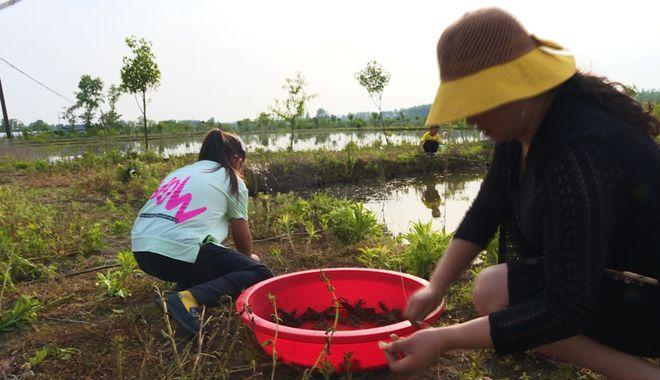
<box><xmin>380</xmin><ymin>8</ymin><xmax>660</xmax><ymax>379</ymax></box>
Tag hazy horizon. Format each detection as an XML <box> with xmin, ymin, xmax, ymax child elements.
<box><xmin>1</xmin><ymin>0</ymin><xmax>659</xmax><ymax>125</ymax></box>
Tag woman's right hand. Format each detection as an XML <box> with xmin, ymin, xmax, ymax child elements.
<box><xmin>405</xmin><ymin>285</ymin><xmax>445</xmax><ymax>325</ymax></box>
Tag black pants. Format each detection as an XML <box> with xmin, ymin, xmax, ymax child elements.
<box><xmin>423</xmin><ymin>140</ymin><xmax>439</xmax><ymax>153</ymax></box>
<box><xmin>134</xmin><ymin>244</ymin><xmax>273</xmax><ymax>307</ymax></box>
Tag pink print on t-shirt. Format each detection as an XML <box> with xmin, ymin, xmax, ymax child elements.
<box><xmin>149</xmin><ymin>176</ymin><xmax>207</xmax><ymax>223</ymax></box>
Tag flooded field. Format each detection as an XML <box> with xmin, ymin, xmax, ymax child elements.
<box><xmin>0</xmin><ymin>129</ymin><xmax>482</xmax><ymax>161</ymax></box>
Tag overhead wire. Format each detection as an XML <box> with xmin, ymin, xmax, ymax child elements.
<box><xmin>0</xmin><ymin>57</ymin><xmax>74</xmax><ymax>103</ymax></box>
<box><xmin>0</xmin><ymin>65</ymin><xmax>67</xmax><ymax>121</ymax></box>
<box><xmin>0</xmin><ymin>63</ymin><xmax>44</xmax><ymax>93</ymax></box>
<box><xmin>2</xmin><ymin>80</ymin><xmax>49</xmax><ymax>112</ymax></box>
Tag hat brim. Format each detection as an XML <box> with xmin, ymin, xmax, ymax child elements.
<box><xmin>425</xmin><ymin>47</ymin><xmax>576</xmax><ymax>126</ymax></box>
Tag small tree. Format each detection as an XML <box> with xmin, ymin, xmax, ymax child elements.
<box><xmin>398</xmin><ymin>110</ymin><xmax>407</xmax><ymax>126</ymax></box>
<box><xmin>315</xmin><ymin>108</ymin><xmax>329</xmax><ymax>119</ymax></box>
<box><xmin>271</xmin><ymin>72</ymin><xmax>316</xmax><ymax>151</ymax></box>
<box><xmin>101</xmin><ymin>84</ymin><xmax>122</xmax><ymax>130</ymax></box>
<box><xmin>120</xmin><ymin>36</ymin><xmax>161</xmax><ymax>150</ymax></box>
<box><xmin>28</xmin><ymin>120</ymin><xmax>50</xmax><ymax>132</ymax></box>
<box><xmin>256</xmin><ymin>112</ymin><xmax>272</xmax><ymax>130</ymax></box>
<box><xmin>355</xmin><ymin>60</ymin><xmax>391</xmax><ymax>142</ymax></box>
<box><xmin>68</xmin><ymin>74</ymin><xmax>104</xmax><ymax>133</ymax></box>
<box><xmin>99</xmin><ymin>84</ymin><xmax>122</xmax><ymax>148</ymax></box>
<box><xmin>62</xmin><ymin>106</ymin><xmax>77</xmax><ymax>131</ymax></box>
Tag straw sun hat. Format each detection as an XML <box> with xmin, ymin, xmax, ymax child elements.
<box><xmin>425</xmin><ymin>8</ymin><xmax>576</xmax><ymax>126</ymax></box>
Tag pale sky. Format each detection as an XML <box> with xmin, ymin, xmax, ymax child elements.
<box><xmin>1</xmin><ymin>0</ymin><xmax>659</xmax><ymax>124</ymax></box>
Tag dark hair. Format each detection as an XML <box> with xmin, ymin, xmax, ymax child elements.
<box><xmin>198</xmin><ymin>129</ymin><xmax>246</xmax><ymax>195</ymax></box>
<box><xmin>564</xmin><ymin>72</ymin><xmax>660</xmax><ymax>137</ymax></box>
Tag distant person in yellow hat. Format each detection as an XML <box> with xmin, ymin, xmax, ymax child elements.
<box><xmin>380</xmin><ymin>8</ymin><xmax>660</xmax><ymax>378</ymax></box>
<box><xmin>420</xmin><ymin>125</ymin><xmax>441</xmax><ymax>155</ymax></box>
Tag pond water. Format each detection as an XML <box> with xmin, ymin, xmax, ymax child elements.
<box><xmin>0</xmin><ymin>129</ymin><xmax>482</xmax><ymax>162</ymax></box>
<box><xmin>323</xmin><ymin>172</ymin><xmax>484</xmax><ymax>236</ymax></box>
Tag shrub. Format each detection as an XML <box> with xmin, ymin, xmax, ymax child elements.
<box><xmin>401</xmin><ymin>222</ymin><xmax>453</xmax><ymax>278</ymax></box>
<box><xmin>79</xmin><ymin>222</ymin><xmax>106</xmax><ymax>253</ymax></box>
<box><xmin>357</xmin><ymin>245</ymin><xmax>401</xmax><ymax>270</ymax></box>
<box><xmin>95</xmin><ymin>251</ymin><xmax>138</xmax><ymax>298</ymax></box>
<box><xmin>329</xmin><ymin>203</ymin><xmax>381</xmax><ymax>244</ymax></box>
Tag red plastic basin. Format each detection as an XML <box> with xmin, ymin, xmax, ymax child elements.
<box><xmin>235</xmin><ymin>268</ymin><xmax>444</xmax><ymax>372</ymax></box>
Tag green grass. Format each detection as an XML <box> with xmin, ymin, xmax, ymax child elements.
<box><xmin>0</xmin><ymin>146</ymin><xmax>612</xmax><ymax>379</ymax></box>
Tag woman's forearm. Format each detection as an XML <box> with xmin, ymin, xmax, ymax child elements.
<box><xmin>443</xmin><ymin>316</ymin><xmax>494</xmax><ymax>350</ymax></box>
<box><xmin>429</xmin><ymin>238</ymin><xmax>483</xmax><ymax>295</ymax></box>
<box><xmin>230</xmin><ymin>219</ymin><xmax>253</xmax><ymax>256</ymax></box>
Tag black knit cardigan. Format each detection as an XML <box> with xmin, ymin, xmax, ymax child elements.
<box><xmin>454</xmin><ymin>77</ymin><xmax>660</xmax><ymax>354</ymax></box>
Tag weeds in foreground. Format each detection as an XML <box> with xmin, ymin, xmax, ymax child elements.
<box><xmin>27</xmin><ymin>346</ymin><xmax>81</xmax><ymax>366</ymax></box>
<box><xmin>330</xmin><ymin>202</ymin><xmax>381</xmax><ymax>244</ymax></box>
<box><xmin>402</xmin><ymin>222</ymin><xmax>453</xmax><ymax>278</ymax></box>
<box><xmin>302</xmin><ymin>270</ymin><xmax>341</xmax><ymax>380</ymax></box>
<box><xmin>269</xmin><ymin>247</ymin><xmax>285</xmax><ymax>267</ymax></box>
<box><xmin>0</xmin><ymin>294</ymin><xmax>42</xmax><ymax>332</ymax></box>
<box><xmin>249</xmin><ymin>192</ymin><xmax>382</xmax><ymax>248</ymax></box>
<box><xmin>155</xmin><ymin>287</ymin><xmax>185</xmax><ymax>377</ymax></box>
<box><xmin>356</xmin><ymin>222</ymin><xmax>453</xmax><ymax>279</ymax></box>
<box><xmin>267</xmin><ymin>293</ymin><xmax>280</xmax><ymax>380</ymax></box>
<box><xmin>357</xmin><ymin>245</ymin><xmax>401</xmax><ymax>270</ymax></box>
<box><xmin>95</xmin><ymin>251</ymin><xmax>139</xmax><ymax>298</ymax></box>
<box><xmin>0</xmin><ymin>248</ymin><xmax>42</xmax><ymax>333</ymax></box>
<box><xmin>304</xmin><ymin>221</ymin><xmax>320</xmax><ymax>253</ymax></box>
<box><xmin>137</xmin><ymin>290</ymin><xmax>248</xmax><ymax>379</ymax></box>
<box><xmin>277</xmin><ymin>214</ymin><xmax>296</xmax><ymax>252</ymax></box>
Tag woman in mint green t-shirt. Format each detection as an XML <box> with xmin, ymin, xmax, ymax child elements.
<box><xmin>132</xmin><ymin>129</ymin><xmax>273</xmax><ymax>336</ymax></box>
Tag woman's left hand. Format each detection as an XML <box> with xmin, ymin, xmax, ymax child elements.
<box><xmin>379</xmin><ymin>328</ymin><xmax>449</xmax><ymax>374</ymax></box>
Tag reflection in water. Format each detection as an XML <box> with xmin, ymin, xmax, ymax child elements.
<box><xmin>421</xmin><ymin>181</ymin><xmax>442</xmax><ymax>218</ymax></box>
<box><xmin>1</xmin><ymin>129</ymin><xmax>482</xmax><ymax>162</ymax></box>
<box><xmin>360</xmin><ymin>173</ymin><xmax>483</xmax><ymax>236</ymax></box>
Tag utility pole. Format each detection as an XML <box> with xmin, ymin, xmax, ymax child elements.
<box><xmin>0</xmin><ymin>76</ymin><xmax>12</xmax><ymax>140</ymax></box>
<box><xmin>0</xmin><ymin>0</ymin><xmax>24</xmax><ymax>12</ymax></box>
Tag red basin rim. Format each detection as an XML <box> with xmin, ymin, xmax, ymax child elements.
<box><xmin>237</xmin><ymin>268</ymin><xmax>445</xmax><ymax>344</ymax></box>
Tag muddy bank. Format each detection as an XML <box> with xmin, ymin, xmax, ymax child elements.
<box><xmin>0</xmin><ymin>141</ymin><xmax>493</xmax><ymax>195</ymax></box>
<box><xmin>245</xmin><ymin>143</ymin><xmax>492</xmax><ymax>194</ymax></box>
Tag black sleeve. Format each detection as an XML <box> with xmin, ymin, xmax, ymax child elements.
<box><xmin>454</xmin><ymin>144</ymin><xmax>512</xmax><ymax>247</ymax></box>
<box><xmin>488</xmin><ymin>141</ymin><xmax>624</xmax><ymax>354</ymax></box>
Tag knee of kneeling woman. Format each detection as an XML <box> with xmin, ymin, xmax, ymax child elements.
<box><xmin>257</xmin><ymin>265</ymin><xmax>274</xmax><ymax>280</ymax></box>
<box><xmin>472</xmin><ymin>265</ymin><xmax>508</xmax><ymax>316</ymax></box>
